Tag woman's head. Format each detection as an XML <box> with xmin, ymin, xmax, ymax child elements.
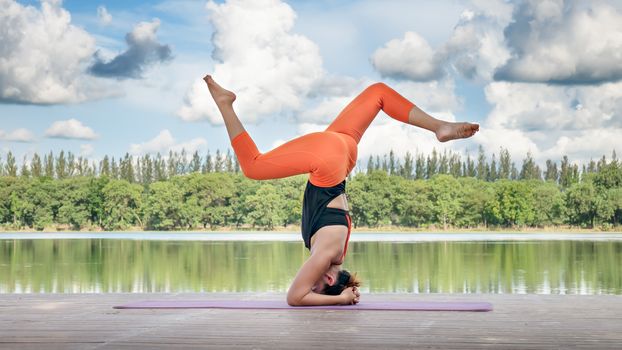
<box><xmin>313</xmin><ymin>266</ymin><xmax>361</xmax><ymax>295</ymax></box>
<box><xmin>323</xmin><ymin>270</ymin><xmax>361</xmax><ymax>295</ymax></box>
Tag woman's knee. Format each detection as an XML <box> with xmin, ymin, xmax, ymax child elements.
<box><xmin>365</xmin><ymin>82</ymin><xmax>389</xmax><ymax>95</ymax></box>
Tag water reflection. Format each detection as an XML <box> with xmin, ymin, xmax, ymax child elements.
<box><xmin>1</xmin><ymin>239</ymin><xmax>620</xmax><ymax>294</ymax></box>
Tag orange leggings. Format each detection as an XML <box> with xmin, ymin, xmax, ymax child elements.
<box><xmin>231</xmin><ymin>83</ymin><xmax>415</xmax><ymax>187</ymax></box>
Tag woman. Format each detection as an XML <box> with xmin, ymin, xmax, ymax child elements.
<box><xmin>204</xmin><ymin>75</ymin><xmax>479</xmax><ymax>306</ymax></box>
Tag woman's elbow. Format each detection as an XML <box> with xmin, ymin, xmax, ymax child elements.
<box><xmin>286</xmin><ymin>291</ymin><xmax>302</xmax><ymax>306</ymax></box>
<box><xmin>240</xmin><ymin>163</ymin><xmax>267</xmax><ymax>181</ymax></box>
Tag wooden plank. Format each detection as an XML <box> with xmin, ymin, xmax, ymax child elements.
<box><xmin>0</xmin><ymin>293</ymin><xmax>620</xmax><ymax>349</ymax></box>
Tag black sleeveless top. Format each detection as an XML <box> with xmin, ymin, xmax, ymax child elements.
<box><xmin>301</xmin><ymin>179</ymin><xmax>347</xmax><ymax>249</ymax></box>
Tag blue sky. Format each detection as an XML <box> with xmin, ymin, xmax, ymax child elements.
<box><xmin>1</xmin><ymin>0</ymin><xmax>621</xmax><ymax>170</ymax></box>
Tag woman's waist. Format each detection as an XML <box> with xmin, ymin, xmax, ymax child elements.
<box><xmin>326</xmin><ymin>193</ymin><xmax>349</xmax><ymax>211</ymax></box>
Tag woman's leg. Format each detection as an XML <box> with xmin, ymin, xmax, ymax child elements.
<box><xmin>325</xmin><ymin>82</ymin><xmax>479</xmax><ymax>143</ymax></box>
<box><xmin>205</xmin><ymin>75</ymin><xmax>327</xmax><ymax>181</ymax></box>
<box><xmin>204</xmin><ymin>75</ymin><xmax>245</xmax><ymax>141</ymax></box>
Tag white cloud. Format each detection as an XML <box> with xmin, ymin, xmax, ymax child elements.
<box><xmin>485</xmin><ymin>81</ymin><xmax>622</xmax><ymax>133</ymax></box>
<box><xmin>0</xmin><ymin>128</ymin><xmax>35</xmax><ymax>142</ymax></box>
<box><xmin>176</xmin><ymin>0</ymin><xmax>324</xmax><ymax>124</ymax></box>
<box><xmin>472</xmin><ymin>125</ymin><xmax>622</xmax><ymax>168</ymax></box>
<box><xmin>129</xmin><ymin>129</ymin><xmax>207</xmax><ymax>156</ymax></box>
<box><xmin>45</xmin><ymin>119</ymin><xmax>98</xmax><ymax>140</ymax></box>
<box><xmin>97</xmin><ymin>5</ymin><xmax>112</xmax><ymax>25</ymax></box>
<box><xmin>441</xmin><ymin>5</ymin><xmax>512</xmax><ymax>81</ymax></box>
<box><xmin>382</xmin><ymin>0</ymin><xmax>622</xmax><ymax>85</ymax></box>
<box><xmin>171</xmin><ymin>137</ymin><xmax>208</xmax><ymax>155</ymax></box>
<box><xmin>369</xmin><ymin>0</ymin><xmax>512</xmax><ymax>82</ymax></box>
<box><xmin>371</xmin><ymin>32</ymin><xmax>443</xmax><ymax>81</ymax></box>
<box><xmin>541</xmin><ymin>129</ymin><xmax>622</xmax><ymax>165</ymax></box>
<box><xmin>391</xmin><ymin>79</ymin><xmax>462</xmax><ymax>115</ymax></box>
<box><xmin>129</xmin><ymin>130</ymin><xmax>175</xmax><ymax>154</ymax></box>
<box><xmin>473</xmin><ymin>127</ymin><xmax>540</xmax><ymax>164</ymax></box>
<box><xmin>479</xmin><ymin>80</ymin><xmax>622</xmax><ymax>164</ymax></box>
<box><xmin>0</xmin><ymin>0</ymin><xmax>110</xmax><ymax>104</ymax></box>
<box><xmin>494</xmin><ymin>0</ymin><xmax>622</xmax><ymax>84</ymax></box>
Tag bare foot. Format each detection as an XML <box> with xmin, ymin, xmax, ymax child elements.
<box><xmin>203</xmin><ymin>75</ymin><xmax>236</xmax><ymax>105</ymax></box>
<box><xmin>435</xmin><ymin>122</ymin><xmax>479</xmax><ymax>142</ymax></box>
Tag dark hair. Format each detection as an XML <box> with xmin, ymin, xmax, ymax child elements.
<box><xmin>323</xmin><ymin>270</ymin><xmax>361</xmax><ymax>295</ymax></box>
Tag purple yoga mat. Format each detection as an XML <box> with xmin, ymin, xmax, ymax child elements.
<box><xmin>114</xmin><ymin>300</ymin><xmax>493</xmax><ymax>312</ymax></box>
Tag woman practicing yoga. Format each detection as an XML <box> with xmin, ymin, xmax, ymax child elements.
<box><xmin>204</xmin><ymin>75</ymin><xmax>479</xmax><ymax>306</ymax></box>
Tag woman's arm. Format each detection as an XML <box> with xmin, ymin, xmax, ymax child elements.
<box><xmin>286</xmin><ymin>251</ymin><xmax>352</xmax><ymax>306</ymax></box>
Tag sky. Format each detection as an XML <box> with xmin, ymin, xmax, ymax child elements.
<box><xmin>1</xmin><ymin>0</ymin><xmax>621</xmax><ymax>171</ymax></box>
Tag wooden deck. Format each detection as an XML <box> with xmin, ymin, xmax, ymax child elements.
<box><xmin>1</xmin><ymin>293</ymin><xmax>621</xmax><ymax>349</ymax></box>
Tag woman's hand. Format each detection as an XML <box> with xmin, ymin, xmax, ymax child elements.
<box><xmin>340</xmin><ymin>286</ymin><xmax>360</xmax><ymax>305</ymax></box>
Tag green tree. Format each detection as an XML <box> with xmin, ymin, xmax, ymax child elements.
<box><xmin>66</xmin><ymin>151</ymin><xmax>76</xmax><ymax>177</ymax></box>
<box><xmin>120</xmin><ymin>153</ymin><xmax>135</xmax><ymax>183</ymax></box>
<box><xmin>167</xmin><ymin>151</ymin><xmax>178</xmax><ymax>177</ymax></box>
<box><xmin>348</xmin><ymin>171</ymin><xmax>393</xmax><ymax>227</ymax></box>
<box><xmin>560</xmin><ymin>155</ymin><xmax>579</xmax><ymax>188</ymax></box>
<box><xmin>57</xmin><ymin>178</ymin><xmax>91</xmax><ymax>229</ymax></box>
<box><xmin>544</xmin><ymin>160</ymin><xmax>558</xmax><ymax>182</ymax></box>
<box><xmin>214</xmin><ymin>150</ymin><xmax>224</xmax><ymax>173</ymax></box>
<box><xmin>278</xmin><ymin>176</ymin><xmax>305</xmax><ymax>227</ymax></box>
<box><xmin>43</xmin><ymin>152</ymin><xmax>54</xmax><ymax>178</ymax></box>
<box><xmin>13</xmin><ymin>178</ymin><xmax>59</xmax><ymax>230</ymax></box>
<box><xmin>565</xmin><ymin>181</ymin><xmax>599</xmax><ymax>227</ymax></box>
<box><xmin>5</xmin><ymin>151</ymin><xmax>17</xmax><ymax>177</ymax></box>
<box><xmin>203</xmin><ymin>151</ymin><xmax>213</xmax><ymax>173</ymax></box>
<box><xmin>190</xmin><ymin>151</ymin><xmax>201</xmax><ymax>173</ymax></box>
<box><xmin>415</xmin><ymin>154</ymin><xmax>425</xmax><ymax>179</ymax></box>
<box><xmin>101</xmin><ymin>179</ymin><xmax>143</xmax><ymax>230</ymax></box>
<box><xmin>100</xmin><ymin>156</ymin><xmax>111</xmax><ymax>177</ymax></box>
<box><xmin>489</xmin><ymin>180</ymin><xmax>535</xmax><ymax>227</ymax></box>
<box><xmin>388</xmin><ymin>150</ymin><xmax>396</xmax><ymax>175</ymax></box>
<box><xmin>457</xmin><ymin>177</ymin><xmax>495</xmax><ymax>227</ymax></box>
<box><xmin>366</xmin><ymin>155</ymin><xmax>374</xmax><ymax>175</ymax></box>
<box><xmin>183</xmin><ymin>173</ymin><xmax>236</xmax><ymax>229</ymax></box>
<box><xmin>20</xmin><ymin>156</ymin><xmax>30</xmax><ymax>178</ymax></box>
<box><xmin>520</xmin><ymin>152</ymin><xmax>541</xmax><ymax>180</ymax></box>
<box><xmin>86</xmin><ymin>177</ymin><xmax>108</xmax><ymax>228</ymax></box>
<box><xmin>245</xmin><ymin>183</ymin><xmax>286</xmax><ymax>229</ymax></box>
<box><xmin>55</xmin><ymin>150</ymin><xmax>67</xmax><ymax>179</ymax></box>
<box><xmin>111</xmin><ymin>158</ymin><xmax>119</xmax><ymax>179</ymax></box>
<box><xmin>228</xmin><ymin>175</ymin><xmax>260</xmax><ymax>228</ymax></box>
<box><xmin>488</xmin><ymin>153</ymin><xmax>498</xmax><ymax>181</ymax></box>
<box><xmin>465</xmin><ymin>153</ymin><xmax>476</xmax><ymax>177</ymax></box>
<box><xmin>28</xmin><ymin>179</ymin><xmax>57</xmax><ymax>230</ymax></box>
<box><xmin>154</xmin><ymin>153</ymin><xmax>166</xmax><ymax>181</ymax></box>
<box><xmin>140</xmin><ymin>155</ymin><xmax>153</xmax><ymax>186</ymax></box>
<box><xmin>225</xmin><ymin>150</ymin><xmax>234</xmax><ymax>173</ymax></box>
<box><xmin>476</xmin><ymin>145</ymin><xmax>488</xmax><ymax>181</ymax></box>
<box><xmin>401</xmin><ymin>151</ymin><xmax>414</xmax><ymax>179</ymax></box>
<box><xmin>426</xmin><ymin>149</ymin><xmax>438</xmax><ymax>179</ymax></box>
<box><xmin>394</xmin><ymin>178</ymin><xmax>432</xmax><ymax>227</ymax></box>
<box><xmin>428</xmin><ymin>175</ymin><xmax>462</xmax><ymax>229</ymax></box>
<box><xmin>592</xmin><ymin>161</ymin><xmax>622</xmax><ymax>189</ymax></box>
<box><xmin>144</xmin><ymin>180</ymin><xmax>187</xmax><ymax>230</ymax></box>
<box><xmin>530</xmin><ymin>180</ymin><xmax>564</xmax><ymax>226</ymax></box>
<box><xmin>498</xmin><ymin>148</ymin><xmax>511</xmax><ymax>180</ymax></box>
<box><xmin>606</xmin><ymin>188</ymin><xmax>622</xmax><ymax>225</ymax></box>
<box><xmin>438</xmin><ymin>150</ymin><xmax>449</xmax><ymax>175</ymax></box>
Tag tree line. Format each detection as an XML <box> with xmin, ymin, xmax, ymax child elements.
<box><xmin>0</xmin><ymin>147</ymin><xmax>620</xmax><ymax>231</ymax></box>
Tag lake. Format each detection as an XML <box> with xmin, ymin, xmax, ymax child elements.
<box><xmin>1</xmin><ymin>232</ymin><xmax>621</xmax><ymax>294</ymax></box>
